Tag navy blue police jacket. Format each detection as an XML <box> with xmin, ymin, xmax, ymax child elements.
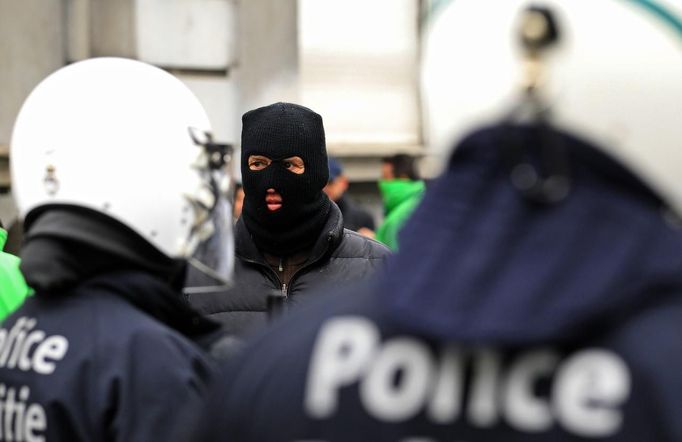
<box><xmin>0</xmin><ymin>271</ymin><xmax>217</xmax><ymax>442</ymax></box>
<box><xmin>190</xmin><ymin>125</ymin><xmax>682</xmax><ymax>442</ymax></box>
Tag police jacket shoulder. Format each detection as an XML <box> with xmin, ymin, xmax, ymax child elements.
<box><xmin>603</xmin><ymin>296</ymin><xmax>682</xmax><ymax>442</ymax></box>
<box><xmin>0</xmin><ymin>271</ymin><xmax>216</xmax><ymax>441</ymax></box>
<box><xmin>187</xmin><ymin>202</ymin><xmax>390</xmax><ymax>336</ymax></box>
<box><xmin>188</xmin><ymin>284</ymin><xmax>682</xmax><ymax>442</ymax></box>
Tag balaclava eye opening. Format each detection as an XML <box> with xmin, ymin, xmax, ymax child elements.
<box><xmin>240</xmin><ymin>102</ymin><xmax>331</xmax><ymax>256</ymax></box>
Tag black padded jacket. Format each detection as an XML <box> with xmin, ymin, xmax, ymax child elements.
<box><xmin>187</xmin><ymin>202</ymin><xmax>390</xmax><ymax>336</ymax></box>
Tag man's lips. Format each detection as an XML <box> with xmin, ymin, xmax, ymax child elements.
<box><xmin>265</xmin><ymin>194</ymin><xmax>282</xmax><ymax>211</ymax></box>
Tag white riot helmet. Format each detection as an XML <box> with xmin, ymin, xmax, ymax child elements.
<box><xmin>11</xmin><ymin>57</ymin><xmax>233</xmax><ymax>285</ymax></box>
<box><xmin>422</xmin><ymin>0</ymin><xmax>682</xmax><ymax>212</ymax></box>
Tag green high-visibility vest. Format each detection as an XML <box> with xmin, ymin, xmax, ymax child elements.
<box><xmin>0</xmin><ymin>228</ymin><xmax>30</xmax><ymax>322</ymax></box>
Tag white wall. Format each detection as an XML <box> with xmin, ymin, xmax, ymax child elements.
<box><xmin>299</xmin><ymin>0</ymin><xmax>421</xmax><ymax>154</ymax></box>
<box><xmin>0</xmin><ymin>0</ymin><xmax>66</xmax><ymax>222</ymax></box>
<box><xmin>136</xmin><ymin>0</ymin><xmax>236</xmax><ymax>69</ymax></box>
<box><xmin>135</xmin><ymin>0</ymin><xmax>240</xmax><ymax>144</ymax></box>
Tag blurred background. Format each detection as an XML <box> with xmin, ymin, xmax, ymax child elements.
<box><xmin>5</xmin><ymin>1</ymin><xmax>677</xmax><ymax>233</ymax></box>
<box><xmin>0</xmin><ymin>0</ymin><xmax>453</xmax><ymax>226</ymax></box>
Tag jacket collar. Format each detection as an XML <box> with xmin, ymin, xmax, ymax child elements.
<box><xmin>76</xmin><ymin>270</ymin><xmax>220</xmax><ymax>339</ymax></box>
<box><xmin>235</xmin><ymin>201</ymin><xmax>345</xmax><ymax>265</ymax></box>
<box><xmin>19</xmin><ymin>227</ymin><xmax>220</xmax><ymax>340</ymax></box>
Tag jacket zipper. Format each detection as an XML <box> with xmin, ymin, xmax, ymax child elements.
<box><xmin>280</xmin><ymin>232</ymin><xmax>334</xmax><ymax>299</ymax></box>
<box><xmin>240</xmin><ymin>231</ymin><xmax>334</xmax><ymax>300</ymax></box>
<box><xmin>278</xmin><ymin>257</ymin><xmax>286</xmax><ymax>296</ymax></box>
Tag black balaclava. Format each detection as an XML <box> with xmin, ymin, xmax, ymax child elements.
<box><xmin>241</xmin><ymin>102</ymin><xmax>331</xmax><ymax>256</ymax></box>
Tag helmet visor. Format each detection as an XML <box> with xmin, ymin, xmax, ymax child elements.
<box><xmin>183</xmin><ymin>127</ymin><xmax>235</xmax><ymax>294</ymax></box>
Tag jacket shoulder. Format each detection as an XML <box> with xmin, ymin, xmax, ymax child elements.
<box><xmin>601</xmin><ymin>299</ymin><xmax>682</xmax><ymax>441</ymax></box>
<box><xmin>333</xmin><ymin>229</ymin><xmax>391</xmax><ymax>259</ymax></box>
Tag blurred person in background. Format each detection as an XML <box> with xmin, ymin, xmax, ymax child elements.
<box><xmin>0</xmin><ymin>57</ymin><xmax>234</xmax><ymax>440</ymax></box>
<box><xmin>0</xmin><ymin>219</ymin><xmax>30</xmax><ymax>321</ymax></box>
<box><xmin>324</xmin><ymin>156</ymin><xmax>376</xmax><ymax>238</ymax></box>
<box><xmin>187</xmin><ymin>102</ymin><xmax>389</xmax><ymax>337</ymax></box>
<box><xmin>233</xmin><ymin>181</ymin><xmax>245</xmax><ymax>221</ymax></box>
<box><xmin>3</xmin><ymin>218</ymin><xmax>24</xmax><ymax>255</ymax></box>
<box><xmin>185</xmin><ymin>1</ymin><xmax>682</xmax><ymax>441</ymax></box>
<box><xmin>376</xmin><ymin>153</ymin><xmax>425</xmax><ymax>250</ymax></box>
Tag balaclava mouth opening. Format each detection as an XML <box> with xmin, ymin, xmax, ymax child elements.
<box><xmin>240</xmin><ymin>102</ymin><xmax>331</xmax><ymax>256</ymax></box>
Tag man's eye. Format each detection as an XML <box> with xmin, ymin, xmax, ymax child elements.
<box><xmin>280</xmin><ymin>157</ymin><xmax>304</xmax><ymax>174</ymax></box>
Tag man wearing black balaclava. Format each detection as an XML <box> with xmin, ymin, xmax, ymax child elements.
<box><xmin>187</xmin><ymin>102</ymin><xmax>390</xmax><ymax>337</ymax></box>
<box><xmin>240</xmin><ymin>102</ymin><xmax>332</xmax><ymax>255</ymax></box>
